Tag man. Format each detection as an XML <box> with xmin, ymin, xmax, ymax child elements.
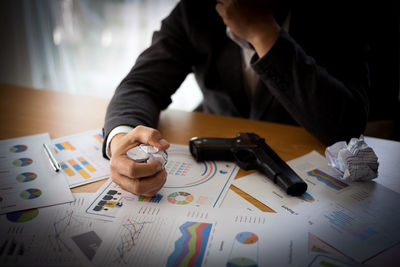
<box><xmin>103</xmin><ymin>0</ymin><xmax>370</xmax><ymax>196</ymax></box>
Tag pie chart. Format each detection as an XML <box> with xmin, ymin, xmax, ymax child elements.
<box><xmin>10</xmin><ymin>145</ymin><xmax>28</xmax><ymax>153</ymax></box>
<box><xmin>167</xmin><ymin>192</ymin><xmax>194</xmax><ymax>205</ymax></box>
<box><xmin>20</xmin><ymin>188</ymin><xmax>42</xmax><ymax>199</ymax></box>
<box><xmin>6</xmin><ymin>208</ymin><xmax>39</xmax><ymax>223</ymax></box>
<box><xmin>16</xmin><ymin>172</ymin><xmax>37</xmax><ymax>183</ymax></box>
<box><xmin>235</xmin><ymin>232</ymin><xmax>259</xmax><ymax>244</ymax></box>
<box><xmin>13</xmin><ymin>158</ymin><xmax>33</xmax><ymax>167</ymax></box>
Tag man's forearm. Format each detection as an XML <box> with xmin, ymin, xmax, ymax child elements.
<box><xmin>251</xmin><ymin>30</ymin><xmax>369</xmax><ymax>145</ymax></box>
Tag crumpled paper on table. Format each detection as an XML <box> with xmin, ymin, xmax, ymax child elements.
<box><xmin>127</xmin><ymin>144</ymin><xmax>168</xmax><ymax>167</ymax></box>
<box><xmin>325</xmin><ymin>136</ymin><xmax>379</xmax><ymax>182</ymax></box>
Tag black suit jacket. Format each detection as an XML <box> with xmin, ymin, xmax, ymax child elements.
<box><xmin>103</xmin><ymin>0</ymin><xmax>370</xmax><ymax>157</ymax></box>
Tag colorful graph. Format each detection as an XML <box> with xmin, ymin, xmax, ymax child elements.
<box><xmin>307</xmin><ymin>169</ymin><xmax>349</xmax><ymax>191</ymax></box>
<box><xmin>138</xmin><ymin>194</ymin><xmax>163</xmax><ymax>203</ymax></box>
<box><xmin>77</xmin><ymin>157</ymin><xmax>96</xmax><ymax>172</ymax></box>
<box><xmin>16</xmin><ymin>172</ymin><xmax>37</xmax><ymax>183</ymax></box>
<box><xmin>92</xmin><ymin>189</ymin><xmax>121</xmax><ymax>212</ymax></box>
<box><xmin>92</xmin><ymin>200</ymin><xmax>118</xmax><ymax>211</ymax></box>
<box><xmin>54</xmin><ymin>141</ymin><xmax>76</xmax><ymax>151</ymax></box>
<box><xmin>93</xmin><ymin>133</ymin><xmax>104</xmax><ymax>144</ymax></box>
<box><xmin>60</xmin><ymin>162</ymin><xmax>75</xmax><ymax>176</ymax></box>
<box><xmin>164</xmin><ymin>150</ymin><xmax>217</xmax><ymax>188</ymax></box>
<box><xmin>49</xmin><ymin>210</ymin><xmax>81</xmax><ymax>252</ymax></box>
<box><xmin>168</xmin><ymin>192</ymin><xmax>194</xmax><ymax>205</ymax></box>
<box><xmin>235</xmin><ymin>232</ymin><xmax>259</xmax><ymax>245</ymax></box>
<box><xmin>9</xmin><ymin>145</ymin><xmax>28</xmax><ymax>153</ymax></box>
<box><xmin>0</xmin><ymin>239</ymin><xmax>25</xmax><ymax>257</ymax></box>
<box><xmin>296</xmin><ymin>192</ymin><xmax>315</xmax><ymax>203</ymax></box>
<box><xmin>324</xmin><ymin>210</ymin><xmax>377</xmax><ymax>241</ymax></box>
<box><xmin>167</xmin><ymin>221</ymin><xmax>212</xmax><ymax>267</ymax></box>
<box><xmin>227</xmin><ymin>257</ymin><xmax>258</xmax><ymax>267</ymax></box>
<box><xmin>113</xmin><ymin>219</ymin><xmax>149</xmax><ymax>264</ymax></box>
<box><xmin>13</xmin><ymin>158</ymin><xmax>33</xmax><ymax>167</ymax></box>
<box><xmin>20</xmin><ymin>188</ymin><xmax>42</xmax><ymax>200</ymax></box>
<box><xmin>68</xmin><ymin>159</ymin><xmax>90</xmax><ymax>179</ymax></box>
<box><xmin>6</xmin><ymin>208</ymin><xmax>39</xmax><ymax>223</ymax></box>
<box><xmin>168</xmin><ymin>162</ymin><xmax>192</xmax><ymax>176</ymax></box>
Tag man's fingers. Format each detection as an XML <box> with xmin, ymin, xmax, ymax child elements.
<box><xmin>113</xmin><ymin>126</ymin><xmax>169</xmax><ymax>156</ymax></box>
<box><xmin>111</xmin><ymin>169</ymin><xmax>167</xmax><ymax>196</ymax></box>
<box><xmin>134</xmin><ymin>170</ymin><xmax>167</xmax><ymax>197</ymax></box>
<box><xmin>110</xmin><ymin>156</ymin><xmax>162</xmax><ymax>179</ymax></box>
<box><xmin>110</xmin><ymin>126</ymin><xmax>155</xmax><ymax>155</ymax></box>
<box><xmin>128</xmin><ymin>126</ymin><xmax>162</xmax><ymax>144</ymax></box>
<box><xmin>127</xmin><ymin>126</ymin><xmax>169</xmax><ymax>151</ymax></box>
<box><xmin>152</xmin><ymin>138</ymin><xmax>170</xmax><ymax>151</ymax></box>
<box><xmin>108</xmin><ymin>125</ymin><xmax>169</xmax><ymax>196</ymax></box>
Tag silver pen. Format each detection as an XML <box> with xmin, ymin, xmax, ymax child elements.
<box><xmin>43</xmin><ymin>143</ymin><xmax>61</xmax><ymax>172</ymax></box>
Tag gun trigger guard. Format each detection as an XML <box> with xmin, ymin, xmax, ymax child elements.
<box><xmin>233</xmin><ymin>149</ymin><xmax>258</xmax><ymax>171</ymax></box>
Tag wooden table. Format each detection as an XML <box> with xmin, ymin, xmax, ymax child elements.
<box><xmin>0</xmin><ymin>83</ymin><xmax>325</xmax><ymax>211</ymax></box>
<box><xmin>1</xmin><ymin>84</ymin><xmax>397</xmax><ymax>265</ymax></box>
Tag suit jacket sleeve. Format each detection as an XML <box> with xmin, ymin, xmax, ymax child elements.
<box><xmin>102</xmin><ymin>2</ymin><xmax>193</xmax><ymax>157</ymax></box>
<box><xmin>252</xmin><ymin>29</ymin><xmax>369</xmax><ymax>145</ymax></box>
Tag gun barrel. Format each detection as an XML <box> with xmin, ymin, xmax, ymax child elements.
<box><xmin>256</xmin><ymin>140</ymin><xmax>307</xmax><ymax>196</ymax></box>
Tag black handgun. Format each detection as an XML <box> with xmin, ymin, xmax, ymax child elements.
<box><xmin>189</xmin><ymin>133</ymin><xmax>307</xmax><ymax>196</ymax></box>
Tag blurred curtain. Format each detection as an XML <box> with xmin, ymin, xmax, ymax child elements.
<box><xmin>0</xmin><ymin>0</ymin><xmax>202</xmax><ymax>110</ymax></box>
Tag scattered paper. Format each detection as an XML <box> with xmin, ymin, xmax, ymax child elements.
<box><xmin>303</xmin><ymin>252</ymin><xmax>363</xmax><ymax>267</ymax></box>
<box><xmin>364</xmin><ymin>136</ymin><xmax>400</xmax><ymax>194</ymax></box>
<box><xmin>52</xmin><ymin>129</ymin><xmax>110</xmax><ymax>188</ymax></box>
<box><xmin>73</xmin><ymin>204</ymin><xmax>309</xmax><ymax>266</ymax></box>
<box><xmin>0</xmin><ymin>134</ymin><xmax>74</xmax><ymax>214</ymax></box>
<box><xmin>219</xmin><ymin>189</ymin><xmax>258</xmax><ymax>212</ymax></box>
<box><xmin>233</xmin><ymin>151</ymin><xmax>400</xmax><ymax>262</ymax></box>
<box><xmin>85</xmin><ymin>144</ymin><xmax>239</xmax><ymax>219</ymax></box>
<box><xmin>0</xmin><ymin>193</ymin><xmax>100</xmax><ymax>266</ymax></box>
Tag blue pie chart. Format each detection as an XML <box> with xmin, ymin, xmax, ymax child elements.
<box><xmin>13</xmin><ymin>158</ymin><xmax>33</xmax><ymax>167</ymax></box>
<box><xmin>10</xmin><ymin>145</ymin><xmax>28</xmax><ymax>153</ymax></box>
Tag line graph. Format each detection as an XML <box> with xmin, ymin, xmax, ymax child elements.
<box><xmin>113</xmin><ymin>218</ymin><xmax>151</xmax><ymax>264</ymax></box>
<box><xmin>47</xmin><ymin>210</ymin><xmax>89</xmax><ymax>254</ymax></box>
<box><xmin>23</xmin><ymin>208</ymin><xmax>96</xmax><ymax>266</ymax></box>
<box><xmin>48</xmin><ymin>210</ymin><xmax>75</xmax><ymax>253</ymax></box>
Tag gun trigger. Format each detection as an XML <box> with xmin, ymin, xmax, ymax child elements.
<box><xmin>233</xmin><ymin>149</ymin><xmax>257</xmax><ymax>171</ymax></box>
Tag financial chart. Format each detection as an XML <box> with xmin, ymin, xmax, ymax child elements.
<box><xmin>85</xmin><ymin>144</ymin><xmax>239</xmax><ymax>219</ymax></box>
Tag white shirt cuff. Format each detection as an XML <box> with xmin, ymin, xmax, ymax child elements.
<box><xmin>106</xmin><ymin>125</ymin><xmax>134</xmax><ymax>158</ymax></box>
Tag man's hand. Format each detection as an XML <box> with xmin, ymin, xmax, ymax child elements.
<box><xmin>216</xmin><ymin>0</ymin><xmax>280</xmax><ymax>57</ymax></box>
<box><xmin>109</xmin><ymin>126</ymin><xmax>170</xmax><ymax>196</ymax></box>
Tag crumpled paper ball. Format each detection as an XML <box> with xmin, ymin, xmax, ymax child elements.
<box><xmin>325</xmin><ymin>136</ymin><xmax>379</xmax><ymax>182</ymax></box>
<box><xmin>127</xmin><ymin>144</ymin><xmax>168</xmax><ymax>167</ymax></box>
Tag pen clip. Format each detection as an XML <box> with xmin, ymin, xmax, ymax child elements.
<box><xmin>43</xmin><ymin>143</ymin><xmax>60</xmax><ymax>172</ymax></box>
